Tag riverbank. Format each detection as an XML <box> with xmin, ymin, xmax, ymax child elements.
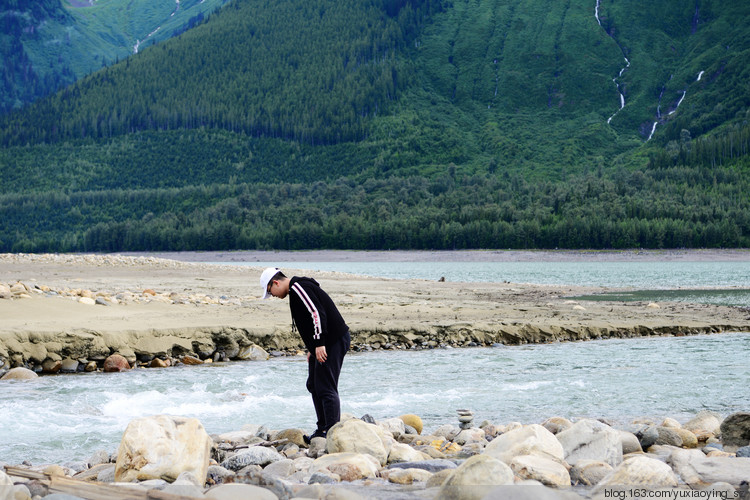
<box><xmin>2</xmin><ymin>409</ymin><xmax>749</xmax><ymax>500</ymax></box>
<box><xmin>2</xmin><ymin>252</ymin><xmax>750</xmax><ymax>374</ymax></box>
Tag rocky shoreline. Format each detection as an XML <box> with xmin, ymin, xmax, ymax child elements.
<box><xmin>2</xmin><ymin>410</ymin><xmax>750</xmax><ymax>500</ymax></box>
<box><xmin>3</xmin><ymin>253</ymin><xmax>750</xmax><ymax>377</ymax></box>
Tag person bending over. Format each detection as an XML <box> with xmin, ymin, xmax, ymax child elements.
<box><xmin>260</xmin><ymin>267</ymin><xmax>350</xmax><ymax>441</ymax></box>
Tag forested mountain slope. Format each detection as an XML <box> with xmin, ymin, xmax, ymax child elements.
<box><xmin>0</xmin><ymin>0</ymin><xmax>748</xmax><ymax>252</ymax></box>
<box><xmin>1</xmin><ymin>0</ymin><xmax>230</xmax><ymax>113</ymax></box>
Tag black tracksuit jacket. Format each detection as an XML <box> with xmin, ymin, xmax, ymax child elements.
<box><xmin>288</xmin><ymin>277</ymin><xmax>349</xmax><ymax>352</ymax></box>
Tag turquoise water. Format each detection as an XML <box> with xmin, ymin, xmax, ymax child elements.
<box><xmin>220</xmin><ymin>259</ymin><xmax>750</xmax><ymax>306</ymax></box>
<box><xmin>221</xmin><ymin>260</ymin><xmax>750</xmax><ymax>289</ymax></box>
<box><xmin>1</xmin><ymin>332</ymin><xmax>749</xmax><ymax>466</ymax></box>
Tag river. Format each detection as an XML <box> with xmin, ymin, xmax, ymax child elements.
<box><xmin>1</xmin><ymin>254</ymin><xmax>749</xmax><ymax>466</ymax></box>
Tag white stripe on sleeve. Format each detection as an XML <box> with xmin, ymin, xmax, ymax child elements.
<box><xmin>291</xmin><ymin>282</ymin><xmax>322</xmax><ymax>339</ymax></box>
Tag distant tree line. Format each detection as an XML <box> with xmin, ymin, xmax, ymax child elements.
<box><xmin>2</xmin><ymin>157</ymin><xmax>748</xmax><ymax>253</ymax></box>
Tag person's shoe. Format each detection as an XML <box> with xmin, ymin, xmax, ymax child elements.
<box><xmin>303</xmin><ymin>429</ymin><xmax>327</xmax><ymax>444</ymax></box>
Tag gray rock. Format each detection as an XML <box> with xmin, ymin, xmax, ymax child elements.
<box><xmin>262</xmin><ymin>458</ymin><xmax>295</xmax><ymax>478</ymax></box>
<box><xmin>440</xmin><ymin>455</ymin><xmax>513</xmax><ymax>499</ymax></box>
<box><xmin>309</xmin><ymin>471</ymin><xmax>339</xmax><ymax>484</ymax></box>
<box><xmin>736</xmin><ymin>446</ymin><xmax>750</xmax><ymax>458</ymax></box>
<box><xmin>160</xmin><ymin>483</ymin><xmax>205</xmax><ymax>498</ymax></box>
<box><xmin>221</xmin><ymin>447</ymin><xmax>284</xmax><ymax>471</ymax></box>
<box><xmin>482</xmin><ymin>484</ymin><xmax>585</xmax><ymax>500</ymax></box>
<box><xmin>174</xmin><ymin>471</ymin><xmax>202</xmax><ymax>486</ymax></box>
<box><xmin>704</xmin><ymin>482</ymin><xmax>738</xmax><ymax>499</ymax></box>
<box><xmin>206</xmin><ymin>465</ymin><xmax>235</xmax><ymax>486</ymax></box>
<box><xmin>541</xmin><ymin>417</ymin><xmax>573</xmax><ymax>435</ymax></box>
<box><xmin>387</xmin><ymin>459</ymin><xmax>458</xmax><ymax>472</ymax></box>
<box><xmin>26</xmin><ymin>479</ymin><xmax>48</xmax><ymax>498</ymax></box>
<box><xmin>308</xmin><ymin>436</ymin><xmax>327</xmax><ymax>458</ymax></box>
<box><xmin>237</xmin><ymin>465</ymin><xmax>262</xmax><ymax>477</ymax></box>
<box><xmin>139</xmin><ymin>479</ymin><xmax>169</xmax><ymax>490</ymax></box>
<box><xmin>204</xmin><ymin>483</ymin><xmax>279</xmax><ymax>500</ymax></box>
<box><xmin>703</xmin><ymin>442</ymin><xmax>723</xmax><ymax>452</ymax></box>
<box><xmin>592</xmin><ymin>455</ymin><xmax>678</xmax><ymax>493</ymax></box>
<box><xmin>556</xmin><ymin>419</ymin><xmax>622</xmax><ymax>467</ymax></box>
<box><xmin>684</xmin><ymin>410</ymin><xmax>723</xmax><ymax>438</ymax></box>
<box><xmin>719</xmin><ymin>412</ymin><xmax>750</xmax><ymax>451</ymax></box>
<box><xmin>618</xmin><ymin>430</ymin><xmax>643</xmax><ymax>455</ymax></box>
<box><xmin>229</xmin><ymin>467</ymin><xmax>294</xmax><ymax>499</ymax></box>
<box><xmin>60</xmin><ymin>359</ymin><xmax>79</xmax><ymax>373</ymax></box>
<box><xmin>669</xmin><ymin>448</ymin><xmax>750</xmax><ymax>488</ymax></box>
<box><xmin>96</xmin><ymin>464</ymin><xmax>116</xmax><ymax>483</ymax></box>
<box><xmin>87</xmin><ymin>449</ymin><xmax>111</xmax><ymax>466</ymax></box>
<box><xmin>569</xmin><ymin>459</ymin><xmax>613</xmax><ymax>486</ymax></box>
<box><xmin>63</xmin><ymin>461</ymin><xmax>89</xmax><ymax>473</ymax></box>
<box><xmin>638</xmin><ymin>426</ymin><xmax>660</xmax><ymax>449</ymax></box>
<box><xmin>655</xmin><ymin>427</ymin><xmax>683</xmax><ymax>447</ymax></box>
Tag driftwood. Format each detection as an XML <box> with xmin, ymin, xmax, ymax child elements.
<box><xmin>3</xmin><ymin>466</ymin><xmax>197</xmax><ymax>500</ymax></box>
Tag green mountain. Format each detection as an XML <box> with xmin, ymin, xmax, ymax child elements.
<box><xmin>1</xmin><ymin>0</ymin><xmax>749</xmax><ymax>252</ymax></box>
<box><xmin>1</xmin><ymin>0</ymin><xmax>230</xmax><ymax>113</ymax></box>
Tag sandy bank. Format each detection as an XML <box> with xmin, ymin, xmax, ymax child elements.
<box><xmin>1</xmin><ymin>253</ymin><xmax>749</xmax><ymax>372</ymax></box>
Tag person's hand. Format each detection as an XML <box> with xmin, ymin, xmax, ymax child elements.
<box><xmin>315</xmin><ymin>346</ymin><xmax>327</xmax><ymax>363</ymax></box>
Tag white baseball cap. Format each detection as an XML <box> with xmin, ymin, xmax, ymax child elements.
<box><xmin>260</xmin><ymin>267</ymin><xmax>280</xmax><ymax>299</ymax></box>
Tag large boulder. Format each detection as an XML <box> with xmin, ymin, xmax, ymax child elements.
<box><xmin>483</xmin><ymin>424</ymin><xmax>564</xmax><ymax>464</ymax></box>
<box><xmin>438</xmin><ymin>455</ymin><xmax>513</xmax><ymax>500</ymax></box>
<box><xmin>719</xmin><ymin>412</ymin><xmax>750</xmax><ymax>451</ymax></box>
<box><xmin>309</xmin><ymin>452</ymin><xmax>380</xmax><ymax>481</ymax></box>
<box><xmin>669</xmin><ymin>448</ymin><xmax>750</xmax><ymax>488</ymax></box>
<box><xmin>114</xmin><ymin>415</ymin><xmax>212</xmax><ymax>483</ymax></box>
<box><xmin>1</xmin><ymin>470</ymin><xmax>13</xmax><ymax>500</ymax></box>
<box><xmin>592</xmin><ymin>455</ymin><xmax>678</xmax><ymax>494</ymax></box>
<box><xmin>0</xmin><ymin>367</ymin><xmax>38</xmax><ymax>380</ymax></box>
<box><xmin>556</xmin><ymin>419</ymin><xmax>622</xmax><ymax>467</ymax></box>
<box><xmin>326</xmin><ymin>419</ymin><xmax>392</xmax><ymax>466</ymax></box>
<box><xmin>509</xmin><ymin>454</ymin><xmax>571</xmax><ymax>487</ymax></box>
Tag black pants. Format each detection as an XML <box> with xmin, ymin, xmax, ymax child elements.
<box><xmin>306</xmin><ymin>330</ymin><xmax>350</xmax><ymax>433</ymax></box>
